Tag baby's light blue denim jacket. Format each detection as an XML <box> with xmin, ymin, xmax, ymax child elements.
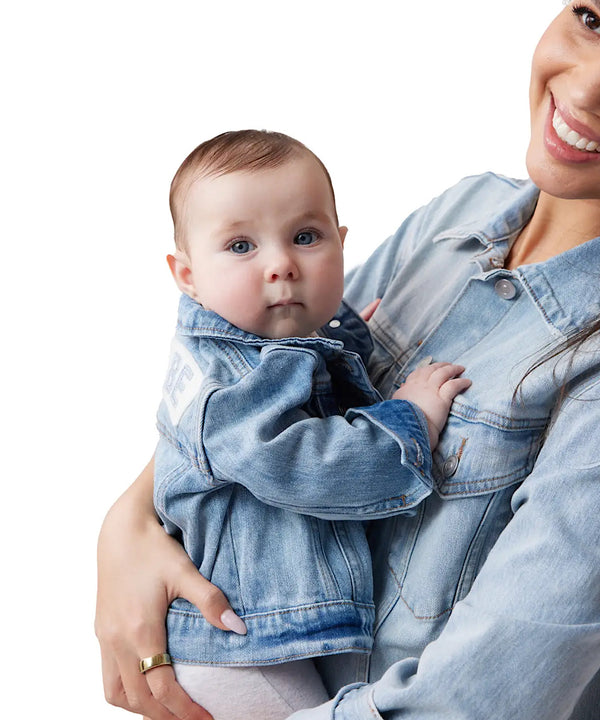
<box><xmin>288</xmin><ymin>173</ymin><xmax>600</xmax><ymax>720</ymax></box>
<box><xmin>154</xmin><ymin>294</ymin><xmax>433</xmax><ymax>666</ymax></box>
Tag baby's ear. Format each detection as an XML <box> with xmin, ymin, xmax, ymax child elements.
<box><xmin>167</xmin><ymin>252</ymin><xmax>197</xmax><ymax>299</ymax></box>
<box><xmin>338</xmin><ymin>226</ymin><xmax>348</xmax><ymax>247</ymax></box>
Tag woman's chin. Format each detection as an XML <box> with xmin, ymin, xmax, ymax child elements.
<box><xmin>526</xmin><ymin>148</ymin><xmax>600</xmax><ymax>201</ymax></box>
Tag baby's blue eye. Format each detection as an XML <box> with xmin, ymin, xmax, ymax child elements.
<box><xmin>294</xmin><ymin>231</ymin><xmax>318</xmax><ymax>246</ymax></box>
<box><xmin>230</xmin><ymin>240</ymin><xmax>254</xmax><ymax>254</ymax></box>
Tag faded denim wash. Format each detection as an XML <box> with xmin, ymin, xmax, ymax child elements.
<box><xmin>289</xmin><ymin>173</ymin><xmax>600</xmax><ymax>720</ymax></box>
<box><xmin>154</xmin><ymin>296</ymin><xmax>434</xmax><ymax>666</ymax></box>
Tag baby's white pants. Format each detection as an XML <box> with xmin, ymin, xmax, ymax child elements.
<box><xmin>174</xmin><ymin>659</ymin><xmax>329</xmax><ymax>720</ymax></box>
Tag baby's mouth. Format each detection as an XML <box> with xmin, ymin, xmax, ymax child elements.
<box><xmin>268</xmin><ymin>299</ymin><xmax>302</xmax><ymax>308</ymax></box>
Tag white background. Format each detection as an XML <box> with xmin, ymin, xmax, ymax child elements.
<box><xmin>1</xmin><ymin>1</ymin><xmax>560</xmax><ymax>716</ymax></box>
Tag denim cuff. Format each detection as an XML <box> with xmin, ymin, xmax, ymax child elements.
<box><xmin>285</xmin><ymin>683</ymin><xmax>370</xmax><ymax>720</ymax></box>
<box><xmin>331</xmin><ymin>683</ymin><xmax>374</xmax><ymax>719</ymax></box>
<box><xmin>346</xmin><ymin>399</ymin><xmax>433</xmax><ymax>493</ymax></box>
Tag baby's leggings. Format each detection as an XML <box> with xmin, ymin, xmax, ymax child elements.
<box><xmin>173</xmin><ymin>659</ymin><xmax>330</xmax><ymax>720</ymax></box>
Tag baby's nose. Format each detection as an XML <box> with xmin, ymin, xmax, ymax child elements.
<box><xmin>265</xmin><ymin>252</ymin><xmax>298</xmax><ymax>281</ymax></box>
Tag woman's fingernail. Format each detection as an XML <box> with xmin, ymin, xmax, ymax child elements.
<box><xmin>221</xmin><ymin>609</ymin><xmax>247</xmax><ymax>635</ymax></box>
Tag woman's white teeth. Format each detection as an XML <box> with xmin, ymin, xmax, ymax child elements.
<box><xmin>553</xmin><ymin>109</ymin><xmax>600</xmax><ymax>152</ymax></box>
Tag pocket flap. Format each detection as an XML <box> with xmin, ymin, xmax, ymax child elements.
<box><xmin>433</xmin><ymin>403</ymin><xmax>547</xmax><ymax>497</ymax></box>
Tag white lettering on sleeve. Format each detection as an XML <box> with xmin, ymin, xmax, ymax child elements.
<box><xmin>162</xmin><ymin>338</ymin><xmax>204</xmax><ymax>426</ymax></box>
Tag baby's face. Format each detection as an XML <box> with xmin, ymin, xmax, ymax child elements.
<box><xmin>177</xmin><ymin>155</ymin><xmax>346</xmax><ymax>338</ymax></box>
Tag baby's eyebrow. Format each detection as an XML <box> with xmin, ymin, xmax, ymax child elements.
<box><xmin>291</xmin><ymin>211</ymin><xmax>333</xmax><ymax>225</ymax></box>
<box><xmin>215</xmin><ymin>219</ymin><xmax>251</xmax><ymax>234</ymax></box>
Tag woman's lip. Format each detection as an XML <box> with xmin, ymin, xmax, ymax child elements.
<box><xmin>544</xmin><ymin>98</ymin><xmax>600</xmax><ymax>164</ymax></box>
<box><xmin>553</xmin><ymin>96</ymin><xmax>600</xmax><ymax>144</ymax></box>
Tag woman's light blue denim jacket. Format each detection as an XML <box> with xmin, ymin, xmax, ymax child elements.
<box><xmin>288</xmin><ymin>173</ymin><xmax>600</xmax><ymax>720</ymax></box>
<box><xmin>154</xmin><ymin>294</ymin><xmax>434</xmax><ymax>666</ymax></box>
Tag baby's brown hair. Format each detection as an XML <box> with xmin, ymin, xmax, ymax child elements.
<box><xmin>170</xmin><ymin>130</ymin><xmax>337</xmax><ymax>249</ymax></box>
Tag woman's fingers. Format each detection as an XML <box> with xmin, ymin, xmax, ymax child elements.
<box><xmin>125</xmin><ymin>661</ymin><xmax>213</xmax><ymax>720</ymax></box>
<box><xmin>117</xmin><ymin>651</ymin><xmax>175</xmax><ymax>719</ymax></box>
<box><xmin>95</xmin><ymin>457</ymin><xmax>217</xmax><ymax>720</ymax></box>
<box><xmin>95</xmin><ymin>456</ymin><xmax>239</xmax><ymax>719</ymax></box>
<box><xmin>100</xmin><ymin>650</ymin><xmax>129</xmax><ymax>710</ymax></box>
<box><xmin>98</xmin><ymin>617</ymin><xmax>172</xmax><ymax>718</ymax></box>
<box><xmin>359</xmin><ymin>298</ymin><xmax>381</xmax><ymax>322</ymax></box>
<box><xmin>146</xmin><ymin>666</ymin><xmax>214</xmax><ymax>720</ymax></box>
<box><xmin>174</xmin><ymin>563</ymin><xmax>247</xmax><ymax>635</ymax></box>
<box><xmin>99</xmin><ymin>625</ymin><xmax>214</xmax><ymax>720</ymax></box>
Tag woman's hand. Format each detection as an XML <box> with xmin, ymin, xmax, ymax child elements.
<box><xmin>359</xmin><ymin>298</ymin><xmax>381</xmax><ymax>322</ymax></box>
<box><xmin>95</xmin><ymin>456</ymin><xmax>244</xmax><ymax>719</ymax></box>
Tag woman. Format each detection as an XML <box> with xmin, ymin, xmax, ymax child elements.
<box><xmin>96</xmin><ymin>4</ymin><xmax>600</xmax><ymax>718</ymax></box>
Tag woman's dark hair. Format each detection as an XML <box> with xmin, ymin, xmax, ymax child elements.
<box><xmin>515</xmin><ymin>316</ymin><xmax>600</xmax><ymax>408</ymax></box>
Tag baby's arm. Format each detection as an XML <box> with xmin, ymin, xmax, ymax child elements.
<box><xmin>393</xmin><ymin>362</ymin><xmax>471</xmax><ymax>449</ymax></box>
<box><xmin>197</xmin><ymin>346</ymin><xmax>435</xmax><ymax>520</ymax></box>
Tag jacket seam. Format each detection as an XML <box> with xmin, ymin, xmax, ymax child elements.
<box><xmin>157</xmin><ymin>423</ymin><xmax>199</xmax><ymax>468</ymax></box>
<box><xmin>168</xmin><ymin>599</ymin><xmax>375</xmax><ymax>619</ymax></box>
<box><xmin>170</xmin><ymin>646</ymin><xmax>371</xmax><ymax>665</ymax></box>
<box><xmin>450</xmin><ymin>402</ymin><xmax>548</xmax><ymax>430</ymax></box>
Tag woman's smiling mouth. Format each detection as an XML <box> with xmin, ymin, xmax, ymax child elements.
<box><xmin>543</xmin><ymin>97</ymin><xmax>600</xmax><ymax>164</ymax></box>
<box><xmin>552</xmin><ymin>108</ymin><xmax>600</xmax><ymax>152</ymax></box>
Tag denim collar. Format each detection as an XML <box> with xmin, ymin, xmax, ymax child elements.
<box><xmin>175</xmin><ymin>293</ymin><xmax>347</xmax><ymax>354</ymax></box>
<box><xmin>435</xmin><ymin>178</ymin><xmax>600</xmax><ymax>335</ymax></box>
<box><xmin>516</xmin><ymin>234</ymin><xmax>600</xmax><ymax>335</ymax></box>
<box><xmin>432</xmin><ymin>177</ymin><xmax>540</xmax><ymax>247</ymax></box>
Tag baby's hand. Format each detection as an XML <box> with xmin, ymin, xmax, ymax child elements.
<box><xmin>392</xmin><ymin>362</ymin><xmax>471</xmax><ymax>449</ymax></box>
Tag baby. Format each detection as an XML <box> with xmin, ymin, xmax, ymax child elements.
<box><xmin>151</xmin><ymin>130</ymin><xmax>470</xmax><ymax>719</ymax></box>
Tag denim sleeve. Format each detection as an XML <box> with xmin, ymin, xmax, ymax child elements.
<box><xmin>202</xmin><ymin>346</ymin><xmax>433</xmax><ymax>520</ymax></box>
<box><xmin>343</xmin><ymin>203</ymin><xmax>429</xmax><ymax>312</ymax></box>
<box><xmin>287</xmin><ymin>380</ymin><xmax>600</xmax><ymax>719</ymax></box>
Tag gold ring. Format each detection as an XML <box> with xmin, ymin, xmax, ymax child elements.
<box><xmin>139</xmin><ymin>653</ymin><xmax>172</xmax><ymax>674</ymax></box>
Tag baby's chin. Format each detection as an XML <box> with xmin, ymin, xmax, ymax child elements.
<box><xmin>239</xmin><ymin>306</ymin><xmax>314</xmax><ymax>339</ymax></box>
<box><xmin>258</xmin><ymin>319</ymin><xmax>319</xmax><ymax>340</ymax></box>
<box><xmin>232</xmin><ymin>303</ymin><xmax>339</xmax><ymax>339</ymax></box>
<box><xmin>258</xmin><ymin>323</ymin><xmax>316</xmax><ymax>340</ymax></box>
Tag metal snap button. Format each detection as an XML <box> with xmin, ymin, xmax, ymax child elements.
<box><xmin>328</xmin><ymin>319</ymin><xmax>341</xmax><ymax>328</ymax></box>
<box><xmin>494</xmin><ymin>278</ymin><xmax>517</xmax><ymax>300</ymax></box>
<box><xmin>442</xmin><ymin>455</ymin><xmax>459</xmax><ymax>478</ymax></box>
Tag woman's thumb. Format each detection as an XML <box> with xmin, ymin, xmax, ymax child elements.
<box><xmin>176</xmin><ymin>566</ymin><xmax>247</xmax><ymax>635</ymax></box>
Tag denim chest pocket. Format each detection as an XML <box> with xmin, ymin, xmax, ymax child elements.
<box><xmin>381</xmin><ymin>485</ymin><xmax>517</xmax><ymax>631</ymax></box>
<box><xmin>432</xmin><ymin>402</ymin><xmax>547</xmax><ymax>498</ymax></box>
<box><xmin>374</xmin><ymin>402</ymin><xmax>550</xmax><ymax>628</ymax></box>
<box><xmin>379</xmin><ymin>408</ymin><xmax>546</xmax><ymax>628</ymax></box>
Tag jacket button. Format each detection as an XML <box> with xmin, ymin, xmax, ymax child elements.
<box><xmin>442</xmin><ymin>455</ymin><xmax>459</xmax><ymax>478</ymax></box>
<box><xmin>494</xmin><ymin>279</ymin><xmax>517</xmax><ymax>300</ymax></box>
<box><xmin>329</xmin><ymin>319</ymin><xmax>341</xmax><ymax>328</ymax></box>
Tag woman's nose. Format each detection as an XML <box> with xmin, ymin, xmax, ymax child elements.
<box><xmin>570</xmin><ymin>56</ymin><xmax>600</xmax><ymax>117</ymax></box>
